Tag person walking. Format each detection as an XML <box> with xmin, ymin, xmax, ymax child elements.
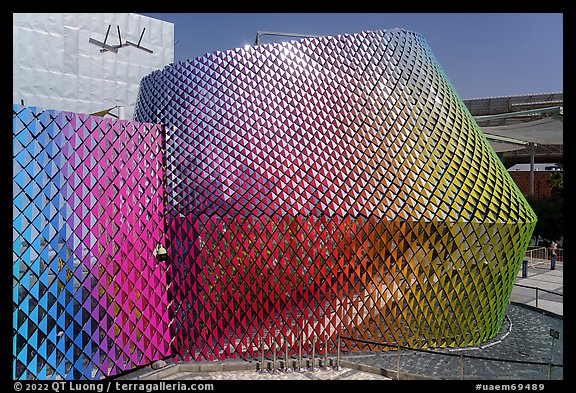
<box><xmin>550</xmin><ymin>240</ymin><xmax>558</xmax><ymax>270</ymax></box>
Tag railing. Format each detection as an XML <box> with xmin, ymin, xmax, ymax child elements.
<box><xmin>254</xmin><ymin>317</ymin><xmax>563</xmax><ymax>380</ymax></box>
<box><xmin>513</xmin><ymin>283</ymin><xmax>563</xmax><ymax>310</ymax></box>
<box><xmin>339</xmin><ymin>334</ymin><xmax>563</xmax><ymax>380</ymax></box>
<box><xmin>524</xmin><ymin>247</ymin><xmax>547</xmax><ymax>267</ymax></box>
<box><xmin>524</xmin><ymin>247</ymin><xmax>563</xmax><ymax>268</ymax></box>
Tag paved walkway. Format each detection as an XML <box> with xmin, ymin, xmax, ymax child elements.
<box><xmin>342</xmin><ymin>264</ymin><xmax>563</xmax><ymax>380</ymax></box>
<box><xmin>160</xmin><ymin>368</ymin><xmax>390</xmax><ymax>380</ymax></box>
<box><xmin>122</xmin><ymin>362</ymin><xmax>392</xmax><ymax>380</ymax></box>
<box><xmin>510</xmin><ymin>264</ymin><xmax>563</xmax><ymax>316</ymax></box>
<box><xmin>341</xmin><ymin>303</ymin><xmax>563</xmax><ymax>380</ymax></box>
<box><xmin>122</xmin><ymin>265</ymin><xmax>563</xmax><ymax>381</ymax></box>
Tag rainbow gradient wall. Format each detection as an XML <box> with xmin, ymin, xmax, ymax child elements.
<box><xmin>14</xmin><ymin>27</ymin><xmax>537</xmax><ymax>380</ymax></box>
<box><xmin>134</xmin><ymin>28</ymin><xmax>537</xmax><ymax>361</ymax></box>
<box><xmin>13</xmin><ymin>105</ymin><xmax>170</xmax><ymax>379</ymax></box>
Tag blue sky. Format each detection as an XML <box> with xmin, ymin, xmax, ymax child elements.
<box><xmin>143</xmin><ymin>13</ymin><xmax>563</xmax><ymax>100</ymax></box>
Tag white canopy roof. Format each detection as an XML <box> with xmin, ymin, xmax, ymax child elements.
<box><xmin>483</xmin><ymin>114</ymin><xmax>563</xmax><ymax>152</ymax></box>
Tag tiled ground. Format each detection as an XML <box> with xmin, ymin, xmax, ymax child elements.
<box><xmin>162</xmin><ymin>368</ymin><xmax>390</xmax><ymax>380</ymax></box>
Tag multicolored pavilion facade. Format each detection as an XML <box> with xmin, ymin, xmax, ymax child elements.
<box><xmin>13</xmin><ymin>28</ymin><xmax>536</xmax><ymax>379</ymax></box>
<box><xmin>134</xmin><ymin>28</ymin><xmax>536</xmax><ymax>362</ymax></box>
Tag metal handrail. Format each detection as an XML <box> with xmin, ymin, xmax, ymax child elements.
<box><xmin>514</xmin><ymin>283</ymin><xmax>563</xmax><ymax>297</ymax></box>
<box><xmin>514</xmin><ymin>282</ymin><xmax>562</xmax><ymax>309</ymax></box>
<box><xmin>339</xmin><ymin>335</ymin><xmax>563</xmax><ymax>380</ymax></box>
<box><xmin>339</xmin><ymin>335</ymin><xmax>562</xmax><ymax>366</ymax></box>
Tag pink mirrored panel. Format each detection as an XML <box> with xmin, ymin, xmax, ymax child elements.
<box><xmin>13</xmin><ymin>106</ymin><xmax>170</xmax><ymax>379</ymax></box>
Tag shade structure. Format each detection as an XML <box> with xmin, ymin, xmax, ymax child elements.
<box><xmin>485</xmin><ymin>114</ymin><xmax>564</xmax><ymax>152</ymax></box>
<box><xmin>134</xmin><ymin>28</ymin><xmax>537</xmax><ymax>360</ymax></box>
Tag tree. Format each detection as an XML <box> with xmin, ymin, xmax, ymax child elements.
<box><xmin>526</xmin><ymin>194</ymin><xmax>563</xmax><ymax>244</ymax></box>
<box><xmin>547</xmin><ymin>172</ymin><xmax>563</xmax><ymax>197</ymax></box>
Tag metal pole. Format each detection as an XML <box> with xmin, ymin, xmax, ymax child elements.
<box><xmin>262</xmin><ymin>337</ymin><xmax>266</xmax><ymax>372</ymax></box>
<box><xmin>547</xmin><ymin>363</ymin><xmax>552</xmax><ymax>380</ymax></box>
<box><xmin>529</xmin><ymin>142</ymin><xmax>535</xmax><ymax>197</ymax></box>
<box><xmin>283</xmin><ymin>340</ymin><xmax>293</xmax><ymax>373</ymax></box>
<box><xmin>323</xmin><ymin>336</ymin><xmax>331</xmax><ymax>371</ymax></box>
<box><xmin>271</xmin><ymin>343</ymin><xmax>278</xmax><ymax>374</ymax></box>
<box><xmin>335</xmin><ymin>333</ymin><xmax>342</xmax><ymax>371</ymax></box>
<box><xmin>522</xmin><ymin>259</ymin><xmax>528</xmax><ymax>278</ymax></box>
<box><xmin>536</xmin><ymin>288</ymin><xmax>539</xmax><ymax>308</ymax></box>
<box><xmin>396</xmin><ymin>343</ymin><xmax>401</xmax><ymax>380</ymax></box>
<box><xmin>298</xmin><ymin>332</ymin><xmax>306</xmax><ymax>372</ymax></box>
<box><xmin>103</xmin><ymin>24</ymin><xmax>111</xmax><ymax>46</ymax></box>
<box><xmin>257</xmin><ymin>337</ymin><xmax>267</xmax><ymax>373</ymax></box>
<box><xmin>309</xmin><ymin>335</ymin><xmax>319</xmax><ymax>371</ymax></box>
<box><xmin>460</xmin><ymin>354</ymin><xmax>464</xmax><ymax>380</ymax></box>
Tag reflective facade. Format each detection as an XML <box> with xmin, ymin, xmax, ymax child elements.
<box><xmin>13</xmin><ymin>105</ymin><xmax>169</xmax><ymax>379</ymax></box>
<box><xmin>134</xmin><ymin>29</ymin><xmax>537</xmax><ymax>361</ymax></box>
<box><xmin>13</xmin><ymin>27</ymin><xmax>537</xmax><ymax>380</ymax></box>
